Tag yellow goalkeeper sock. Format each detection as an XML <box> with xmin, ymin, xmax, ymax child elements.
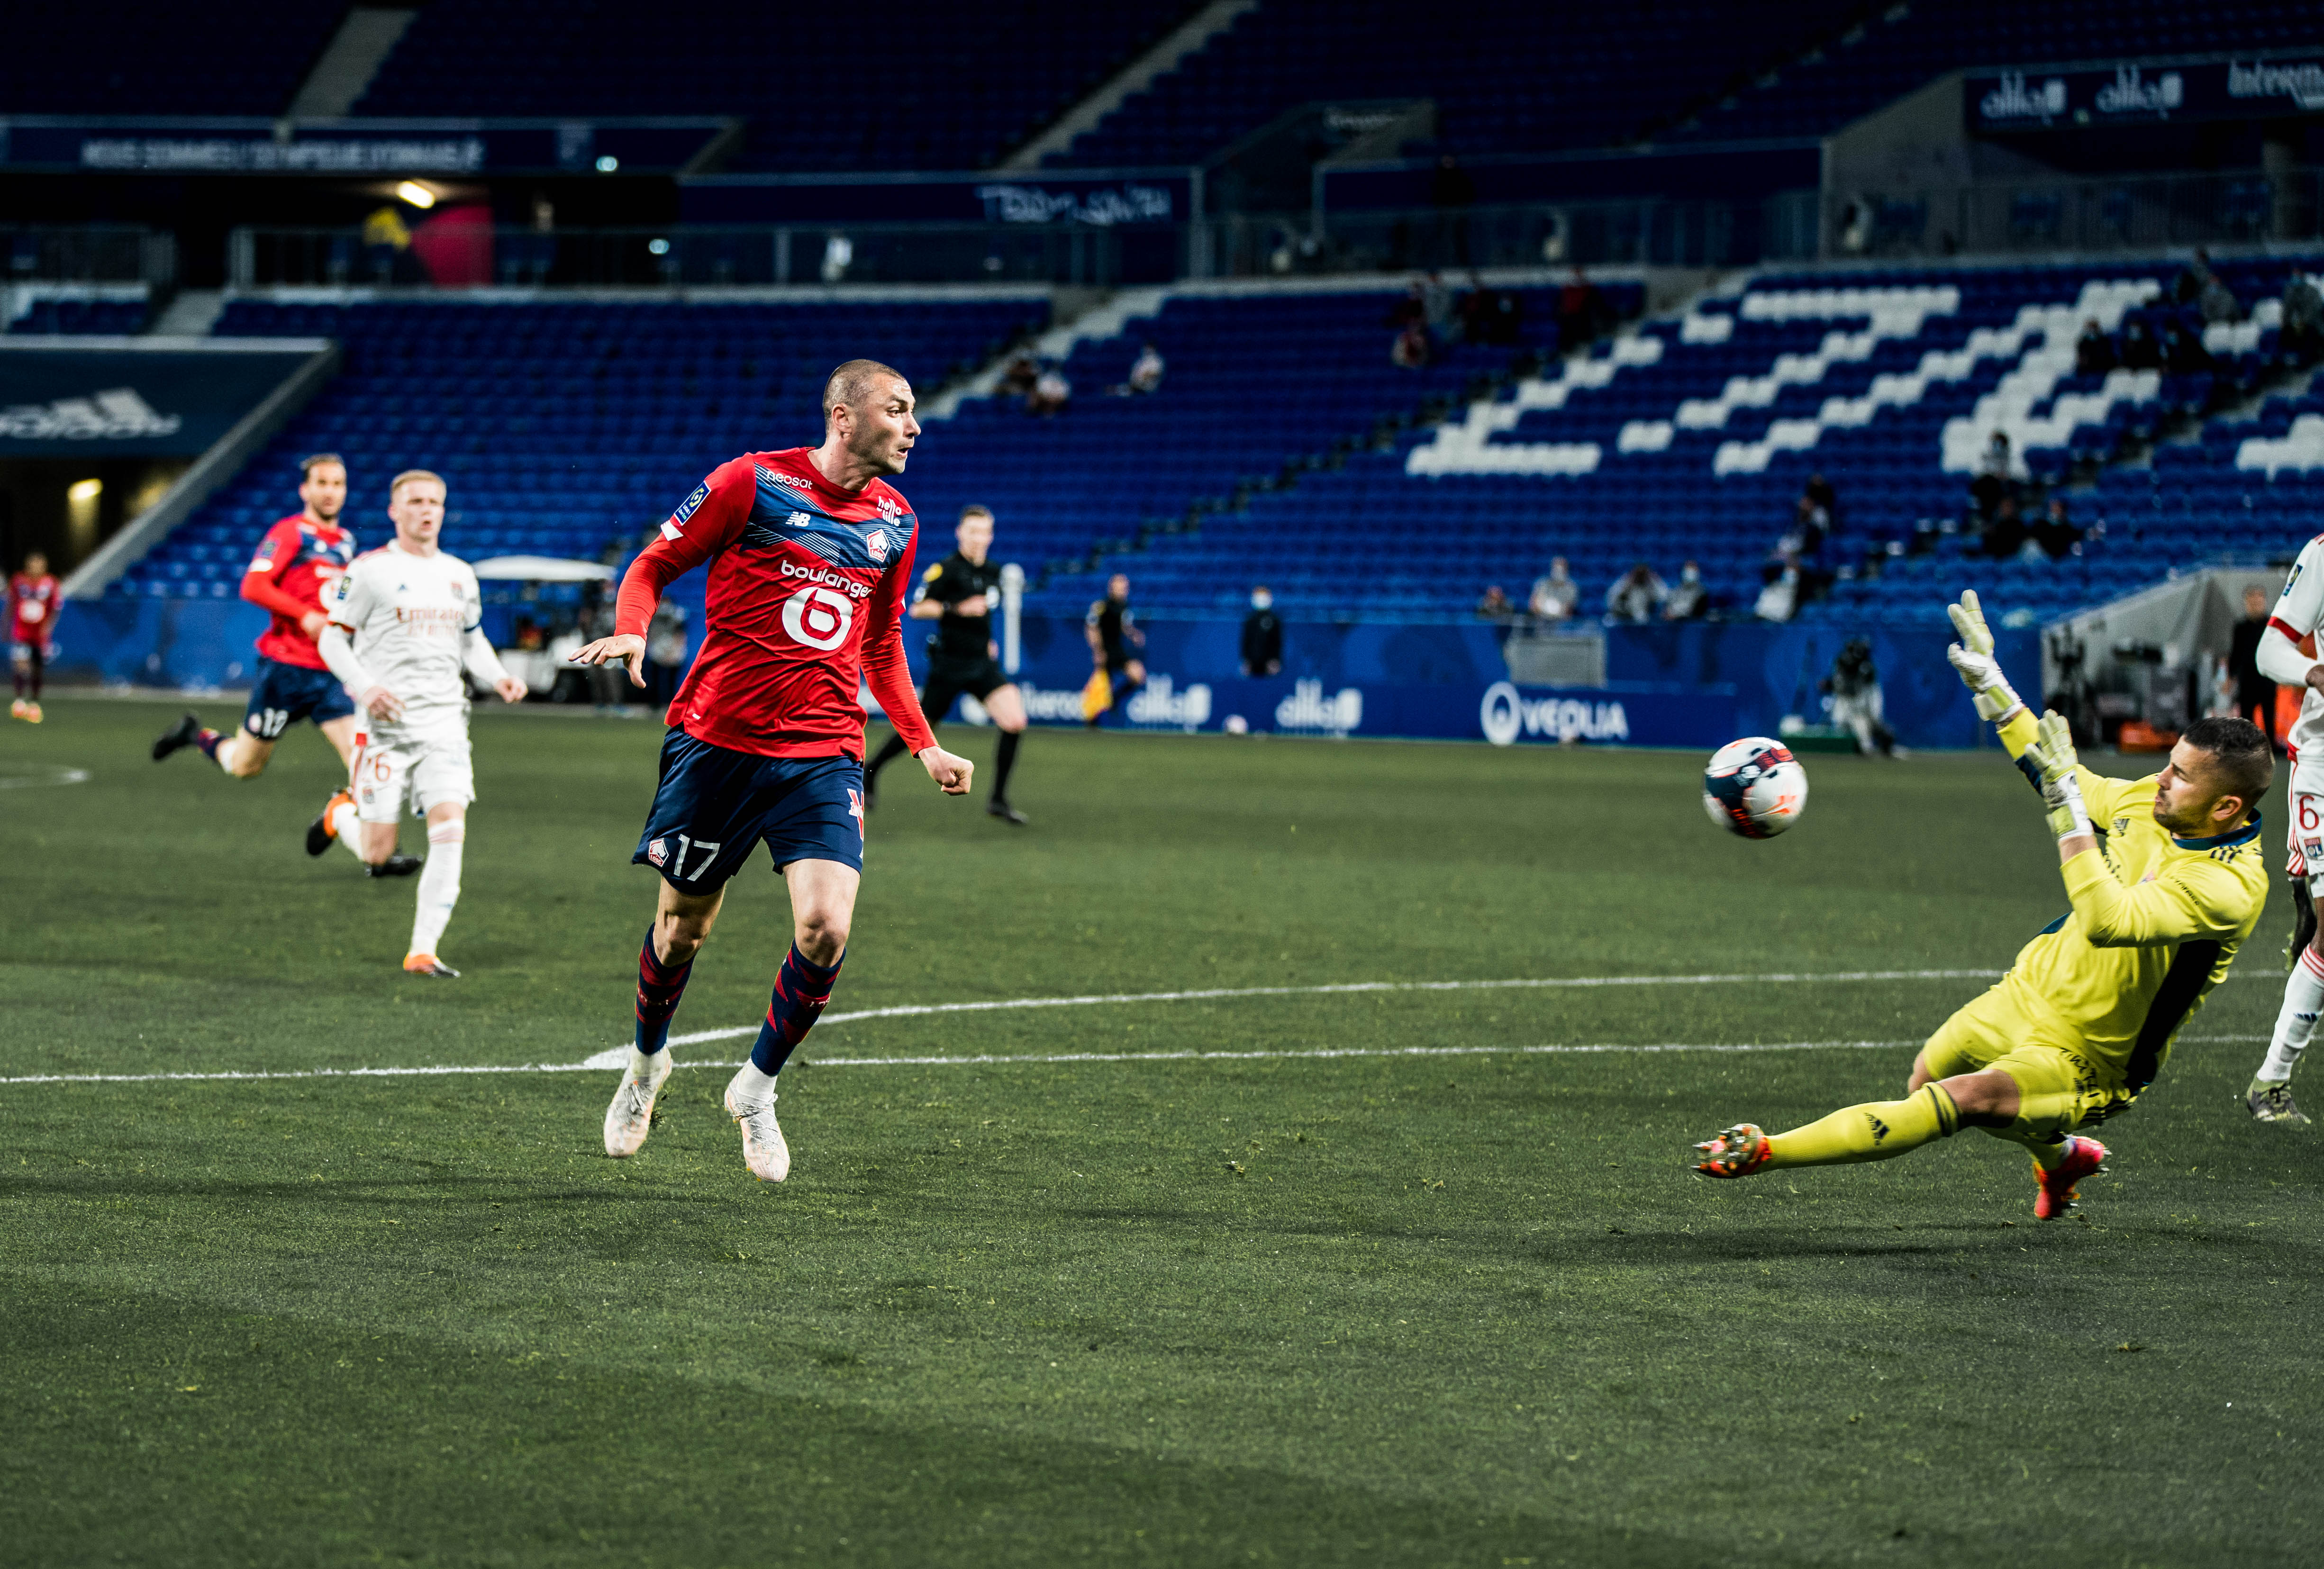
<box><xmin>1763</xmin><ymin>1083</ymin><xmax>1961</xmax><ymax>1169</ymax></box>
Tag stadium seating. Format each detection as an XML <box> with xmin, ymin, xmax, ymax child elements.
<box><xmin>107</xmin><ymin>255</ymin><xmax>2316</xmax><ymax>644</ymax></box>
<box><xmin>1034</xmin><ymin>257</ymin><xmax>2321</xmax><ymax>628</ymax></box>
<box><xmin>355</xmin><ymin>1</ymin><xmax>1182</xmax><ymax>172</ymax></box>
<box><xmin>1049</xmin><ymin>0</ymin><xmax>2310</xmax><ymax>170</ymax></box>
<box><xmin>1668</xmin><ymin>0</ymin><xmax>2308</xmax><ymax>144</ymax></box>
<box><xmin>0</xmin><ymin>2</ymin><xmax>346</xmax><ymax>115</ymax></box>
<box><xmin>908</xmin><ymin>281</ymin><xmax>1642</xmax><ymax>589</ymax></box>
<box><xmin>1046</xmin><ymin>0</ymin><xmax>1860</xmax><ymax>169</ymax></box>
<box><xmin>5</xmin><ymin>297</ymin><xmax>149</xmax><ymax>335</ymax></box>
<box><xmin>111</xmin><ymin>296</ymin><xmax>1048</xmax><ymax>603</ymax></box>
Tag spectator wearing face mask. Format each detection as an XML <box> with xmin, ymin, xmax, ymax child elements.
<box><xmin>1241</xmin><ymin>586</ymin><xmax>1283</xmax><ymax>676</ymax></box>
<box><xmin>1662</xmin><ymin>562</ymin><xmax>1708</xmax><ymax>621</ymax></box>
<box><xmin>1529</xmin><ymin>558</ymin><xmax>1579</xmax><ymax>625</ymax></box>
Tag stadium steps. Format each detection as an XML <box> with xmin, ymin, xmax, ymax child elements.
<box><xmin>286</xmin><ymin>7</ymin><xmax>418</xmax><ymax>118</ymax></box>
<box><xmin>997</xmin><ymin>0</ymin><xmax>1259</xmax><ymax>171</ymax></box>
<box><xmin>925</xmin><ymin>286</ymin><xmax>1172</xmax><ymax>420</ymax></box>
<box><xmin>150</xmin><ymin>290</ymin><xmax>227</xmax><ymax>337</ymax></box>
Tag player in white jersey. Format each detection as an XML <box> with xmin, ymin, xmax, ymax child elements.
<box><xmin>316</xmin><ymin>470</ymin><xmax>527</xmax><ymax>977</ymax></box>
<box><xmin>2247</xmin><ymin>534</ymin><xmax>2324</xmax><ymax>1123</ymax></box>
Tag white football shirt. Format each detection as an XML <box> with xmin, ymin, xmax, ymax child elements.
<box><xmin>325</xmin><ymin>542</ymin><xmax>487</xmax><ymax>734</ymax></box>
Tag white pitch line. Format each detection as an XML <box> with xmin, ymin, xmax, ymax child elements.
<box><xmin>0</xmin><ymin>1034</ymin><xmax>2273</xmax><ymax>1088</ymax></box>
<box><xmin>0</xmin><ymin>765</ymin><xmax>90</xmax><ymax>790</ymax></box>
<box><xmin>0</xmin><ymin>1039</ymin><xmax>1920</xmax><ymax>1087</ymax></box>
<box><xmin>659</xmin><ymin>967</ymin><xmax>2006</xmax><ymax>1049</ymax></box>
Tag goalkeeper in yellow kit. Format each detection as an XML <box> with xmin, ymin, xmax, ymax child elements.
<box><xmin>1692</xmin><ymin>592</ymin><xmax>2273</xmax><ymax>1217</ymax></box>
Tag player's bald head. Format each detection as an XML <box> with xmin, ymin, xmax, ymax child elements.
<box><xmin>823</xmin><ymin>360</ymin><xmax>908</xmax><ymax>423</ymax></box>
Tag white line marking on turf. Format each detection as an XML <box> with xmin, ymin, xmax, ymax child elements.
<box><xmin>0</xmin><ymin>765</ymin><xmax>90</xmax><ymax>790</ymax></box>
<box><xmin>0</xmin><ymin>1033</ymin><xmax>2273</xmax><ymax>1088</ymax></box>
<box><xmin>0</xmin><ymin>1039</ymin><xmax>1925</xmax><ymax>1087</ymax></box>
<box><xmin>650</xmin><ymin>968</ymin><xmax>2010</xmax><ymax>1053</ymax></box>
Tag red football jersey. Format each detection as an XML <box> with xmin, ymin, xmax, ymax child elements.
<box><xmin>244</xmin><ymin>515</ymin><xmax>356</xmax><ymax>670</ymax></box>
<box><xmin>615</xmin><ymin>448</ymin><xmax>934</xmax><ymax>760</ymax></box>
<box><xmin>8</xmin><ymin>572</ymin><xmax>60</xmax><ymax>647</ymax></box>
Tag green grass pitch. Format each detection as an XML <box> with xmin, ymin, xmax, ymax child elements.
<box><xmin>1</xmin><ymin>698</ymin><xmax>2318</xmax><ymax>1566</ymax></box>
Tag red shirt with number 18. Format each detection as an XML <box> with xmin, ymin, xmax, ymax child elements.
<box><xmin>613</xmin><ymin>447</ymin><xmax>934</xmax><ymax>760</ymax></box>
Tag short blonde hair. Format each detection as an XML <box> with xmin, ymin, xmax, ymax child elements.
<box><xmin>390</xmin><ymin>469</ymin><xmax>446</xmax><ymax>500</ymax></box>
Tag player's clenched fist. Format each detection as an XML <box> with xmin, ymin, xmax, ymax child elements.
<box><xmin>569</xmin><ymin>632</ymin><xmax>647</xmax><ymax>687</ymax></box>
<box><xmin>917</xmin><ymin>744</ymin><xmax>974</xmax><ymax>795</ymax></box>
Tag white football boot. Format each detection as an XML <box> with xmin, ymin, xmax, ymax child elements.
<box><xmin>603</xmin><ymin>1048</ymin><xmax>673</xmax><ymax>1158</ymax></box>
<box><xmin>723</xmin><ymin>1065</ymin><xmax>791</xmax><ymax>1182</ymax></box>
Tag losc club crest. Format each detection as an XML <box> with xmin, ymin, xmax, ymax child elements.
<box><xmin>647</xmin><ymin>837</ymin><xmax>668</xmax><ymax>866</ymax></box>
<box><xmin>866</xmin><ymin>530</ymin><xmax>890</xmax><ymax>563</ymax></box>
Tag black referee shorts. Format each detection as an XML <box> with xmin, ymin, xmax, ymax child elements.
<box><xmin>921</xmin><ymin>657</ymin><xmax>1012</xmax><ymax>724</ymax></box>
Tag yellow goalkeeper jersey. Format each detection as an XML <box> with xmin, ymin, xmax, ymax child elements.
<box><xmin>1994</xmin><ymin>710</ymin><xmax>2269</xmax><ymax>1094</ymax></box>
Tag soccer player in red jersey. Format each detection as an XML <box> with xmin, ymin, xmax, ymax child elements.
<box><xmin>151</xmin><ymin>454</ymin><xmax>416</xmax><ymax>873</ymax></box>
<box><xmin>9</xmin><ymin>549</ymin><xmax>61</xmax><ymax>723</ymax></box>
<box><xmin>571</xmin><ymin>359</ymin><xmax>973</xmax><ymax>1181</ymax></box>
<box><xmin>153</xmin><ymin>452</ymin><xmax>358</xmax><ymax>776</ymax></box>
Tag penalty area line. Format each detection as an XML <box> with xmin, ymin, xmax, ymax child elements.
<box><xmin>0</xmin><ymin>1034</ymin><xmax>2271</xmax><ymax>1088</ymax></box>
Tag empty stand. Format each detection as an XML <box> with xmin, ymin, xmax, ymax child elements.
<box><xmin>0</xmin><ymin>2</ymin><xmax>347</xmax><ymax>115</ymax></box>
<box><xmin>1047</xmin><ymin>0</ymin><xmax>1861</xmax><ymax>169</ymax></box>
<box><xmin>910</xmin><ymin>281</ymin><xmax>1640</xmax><ymax>599</ymax></box>
<box><xmin>6</xmin><ymin>298</ymin><xmax>149</xmax><ymax>336</ymax></box>
<box><xmin>1044</xmin><ymin>258</ymin><xmax>2318</xmax><ymax>629</ymax></box>
<box><xmin>355</xmin><ymin>1</ymin><xmax>1189</xmax><ymax>172</ymax></box>
<box><xmin>111</xmin><ymin>296</ymin><xmax>1046</xmax><ymax>603</ymax></box>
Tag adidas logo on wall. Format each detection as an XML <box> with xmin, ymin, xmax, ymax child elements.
<box><xmin>0</xmin><ymin>387</ymin><xmax>183</xmax><ymax>440</ymax></box>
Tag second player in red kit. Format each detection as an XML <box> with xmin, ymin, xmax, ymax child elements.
<box><xmin>571</xmin><ymin>358</ymin><xmax>972</xmax><ymax>1181</ymax></box>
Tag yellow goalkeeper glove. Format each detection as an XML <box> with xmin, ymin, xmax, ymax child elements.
<box><xmin>2015</xmin><ymin>709</ymin><xmax>2092</xmax><ymax>841</ymax></box>
<box><xmin>1945</xmin><ymin>590</ymin><xmax>2023</xmax><ymax>722</ymax></box>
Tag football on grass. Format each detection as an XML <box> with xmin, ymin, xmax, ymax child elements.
<box><xmin>1702</xmin><ymin>737</ymin><xmax>1808</xmax><ymax>839</ymax></box>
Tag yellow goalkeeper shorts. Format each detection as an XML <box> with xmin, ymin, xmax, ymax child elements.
<box><xmin>1918</xmin><ymin>985</ymin><xmax>2134</xmax><ymax>1141</ymax></box>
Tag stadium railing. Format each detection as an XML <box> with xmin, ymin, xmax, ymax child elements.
<box><xmin>1828</xmin><ymin>169</ymin><xmax>2324</xmax><ymax>261</ymax></box>
<box><xmin>2</xmin><ymin>226</ymin><xmax>177</xmax><ymax>289</ymax></box>
<box><xmin>227</xmin><ymin>198</ymin><xmax>1808</xmax><ymax>292</ymax></box>
<box><xmin>229</xmin><ymin>224</ymin><xmax>1189</xmax><ymax>291</ymax></box>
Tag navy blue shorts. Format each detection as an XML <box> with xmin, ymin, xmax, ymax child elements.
<box><xmin>243</xmin><ymin>657</ymin><xmax>355</xmax><ymax>738</ymax></box>
<box><xmin>634</xmin><ymin>729</ymin><xmax>865</xmax><ymax>893</ymax></box>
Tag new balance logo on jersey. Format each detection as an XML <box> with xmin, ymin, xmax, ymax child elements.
<box><xmin>787</xmin><ymin>511</ymin><xmax>811</xmax><ymax>527</ymax></box>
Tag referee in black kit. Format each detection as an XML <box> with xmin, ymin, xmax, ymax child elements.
<box><xmin>864</xmin><ymin>504</ymin><xmax>1029</xmax><ymax>824</ymax></box>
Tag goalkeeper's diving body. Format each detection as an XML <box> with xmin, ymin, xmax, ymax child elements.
<box><xmin>1693</xmin><ymin>592</ymin><xmax>2273</xmax><ymax>1217</ymax></box>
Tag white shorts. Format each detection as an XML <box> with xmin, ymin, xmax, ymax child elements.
<box><xmin>351</xmin><ymin>725</ymin><xmax>474</xmax><ymax>824</ymax></box>
<box><xmin>2288</xmin><ymin>753</ymin><xmax>2324</xmax><ymax>881</ymax></box>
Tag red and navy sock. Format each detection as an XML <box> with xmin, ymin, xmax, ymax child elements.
<box><xmin>749</xmin><ymin>943</ymin><xmax>843</xmax><ymax>1076</ymax></box>
<box><xmin>195</xmin><ymin>727</ymin><xmax>225</xmax><ymax>761</ymax></box>
<box><xmin>635</xmin><ymin>928</ymin><xmax>695</xmax><ymax>1056</ymax></box>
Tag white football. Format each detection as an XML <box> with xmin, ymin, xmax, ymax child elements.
<box><xmin>1702</xmin><ymin>736</ymin><xmax>1809</xmax><ymax>839</ymax></box>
